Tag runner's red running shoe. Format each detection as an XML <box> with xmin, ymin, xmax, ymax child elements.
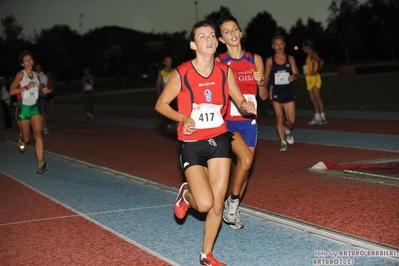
<box><xmin>174</xmin><ymin>182</ymin><xmax>190</xmax><ymax>219</ymax></box>
<box><xmin>199</xmin><ymin>252</ymin><xmax>226</xmax><ymax>266</ymax></box>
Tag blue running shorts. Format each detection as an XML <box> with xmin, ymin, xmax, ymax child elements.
<box><xmin>226</xmin><ymin>119</ymin><xmax>258</xmax><ymax>147</ymax></box>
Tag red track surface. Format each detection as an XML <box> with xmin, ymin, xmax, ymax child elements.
<box><xmin>1</xmin><ymin>107</ymin><xmax>398</xmax><ymax>250</ymax></box>
<box><xmin>0</xmin><ymin>172</ymin><xmax>172</xmax><ymax>266</ymax></box>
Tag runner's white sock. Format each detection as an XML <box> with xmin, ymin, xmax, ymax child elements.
<box><xmin>183</xmin><ymin>191</ymin><xmax>189</xmax><ymax>203</ymax></box>
<box><xmin>315</xmin><ymin>113</ymin><xmax>321</xmax><ymax>121</ymax></box>
<box><xmin>321</xmin><ymin>113</ymin><xmax>326</xmax><ymax>120</ymax></box>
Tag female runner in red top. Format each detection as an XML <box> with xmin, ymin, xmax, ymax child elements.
<box><xmin>155</xmin><ymin>20</ymin><xmax>255</xmax><ymax>266</ymax></box>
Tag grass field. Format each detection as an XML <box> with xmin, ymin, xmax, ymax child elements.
<box><xmin>57</xmin><ymin>72</ymin><xmax>399</xmax><ymax>113</ymax></box>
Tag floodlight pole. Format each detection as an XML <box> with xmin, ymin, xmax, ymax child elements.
<box><xmin>194</xmin><ymin>1</ymin><xmax>198</xmax><ymax>22</ymax></box>
<box><xmin>79</xmin><ymin>14</ymin><xmax>84</xmax><ymax>34</ymax></box>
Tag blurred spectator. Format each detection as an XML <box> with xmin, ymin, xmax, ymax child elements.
<box><xmin>82</xmin><ymin>67</ymin><xmax>95</xmax><ymax>119</ymax></box>
<box><xmin>156</xmin><ymin>56</ymin><xmax>175</xmax><ymax>134</ymax></box>
<box><xmin>46</xmin><ymin>72</ymin><xmax>56</xmax><ymax>122</ymax></box>
<box><xmin>35</xmin><ymin>63</ymin><xmax>49</xmax><ymax>134</ymax></box>
<box><xmin>1</xmin><ymin>76</ymin><xmax>13</xmax><ymax>130</ymax></box>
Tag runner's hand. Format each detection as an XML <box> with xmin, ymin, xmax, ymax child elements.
<box><xmin>241</xmin><ymin>101</ymin><xmax>256</xmax><ymax>114</ymax></box>
<box><xmin>182</xmin><ymin>116</ymin><xmax>197</xmax><ymax>135</ymax></box>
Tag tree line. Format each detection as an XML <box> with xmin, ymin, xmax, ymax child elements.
<box><xmin>0</xmin><ymin>0</ymin><xmax>397</xmax><ymax>81</ymax></box>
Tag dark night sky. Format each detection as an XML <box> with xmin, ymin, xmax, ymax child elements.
<box><xmin>1</xmin><ymin>0</ymin><xmax>366</xmax><ymax>38</ymax></box>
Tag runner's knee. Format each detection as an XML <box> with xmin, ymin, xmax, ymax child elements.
<box><xmin>195</xmin><ymin>196</ymin><xmax>213</xmax><ymax>213</ymax></box>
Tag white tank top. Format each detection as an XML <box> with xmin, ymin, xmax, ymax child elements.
<box><xmin>19</xmin><ymin>70</ymin><xmax>40</xmax><ymax>106</ymax></box>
